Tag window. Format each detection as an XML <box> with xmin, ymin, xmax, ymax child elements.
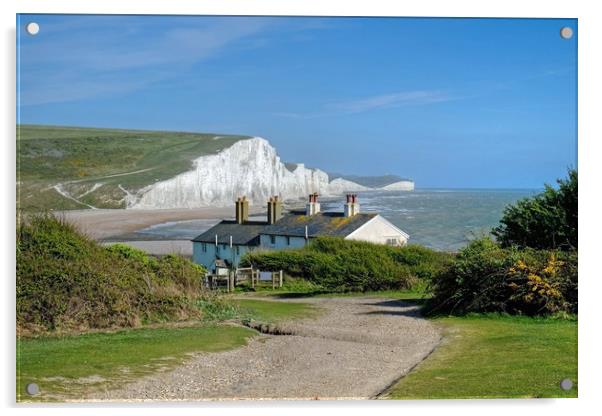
<box><xmin>216</xmin><ymin>245</ymin><xmax>220</xmax><ymax>254</ymax></box>
<box><xmin>270</xmin><ymin>235</ymin><xmax>276</xmax><ymax>245</ymax></box>
<box><xmin>286</xmin><ymin>236</ymin><xmax>290</xmax><ymax>246</ymax></box>
<box><xmin>202</xmin><ymin>243</ymin><xmax>207</xmax><ymax>252</ymax></box>
<box><xmin>236</xmin><ymin>246</ymin><xmax>240</xmax><ymax>255</ymax></box>
<box><xmin>386</xmin><ymin>238</ymin><xmax>399</xmax><ymax>246</ymax></box>
<box><xmin>222</xmin><ymin>244</ymin><xmax>227</xmax><ymax>251</ymax></box>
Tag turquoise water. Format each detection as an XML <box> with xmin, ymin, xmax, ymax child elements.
<box><xmin>131</xmin><ymin>189</ymin><xmax>538</xmax><ymax>252</ymax></box>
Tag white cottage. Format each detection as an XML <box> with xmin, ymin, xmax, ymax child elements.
<box><xmin>192</xmin><ymin>193</ymin><xmax>409</xmax><ymax>272</ymax></box>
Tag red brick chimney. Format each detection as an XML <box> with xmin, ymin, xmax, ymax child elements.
<box><xmin>344</xmin><ymin>193</ymin><xmax>360</xmax><ymax>217</ymax></box>
<box><xmin>306</xmin><ymin>192</ymin><xmax>321</xmax><ymax>215</ymax></box>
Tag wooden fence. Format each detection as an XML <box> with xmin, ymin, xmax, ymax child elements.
<box><xmin>205</xmin><ymin>267</ymin><xmax>283</xmax><ymax>292</ymax></box>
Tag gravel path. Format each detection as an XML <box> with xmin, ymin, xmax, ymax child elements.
<box><xmin>90</xmin><ymin>297</ymin><xmax>440</xmax><ymax>401</ymax></box>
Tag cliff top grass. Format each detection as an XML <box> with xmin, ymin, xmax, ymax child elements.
<box><xmin>17</xmin><ymin>124</ymin><xmax>250</xmax><ymax>210</ymax></box>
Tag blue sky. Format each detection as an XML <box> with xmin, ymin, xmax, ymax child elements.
<box><xmin>17</xmin><ymin>15</ymin><xmax>577</xmax><ymax>188</ymax></box>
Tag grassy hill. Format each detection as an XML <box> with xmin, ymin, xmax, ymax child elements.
<box><xmin>17</xmin><ymin>214</ymin><xmax>211</xmax><ymax>335</ymax></box>
<box><xmin>17</xmin><ymin>124</ymin><xmax>250</xmax><ymax>210</ymax></box>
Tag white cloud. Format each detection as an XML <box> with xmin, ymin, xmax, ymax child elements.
<box><xmin>18</xmin><ymin>17</ymin><xmax>271</xmax><ymax>105</ymax></box>
<box><xmin>329</xmin><ymin>90</ymin><xmax>453</xmax><ymax>113</ymax></box>
<box><xmin>272</xmin><ymin>90</ymin><xmax>455</xmax><ymax>119</ymax></box>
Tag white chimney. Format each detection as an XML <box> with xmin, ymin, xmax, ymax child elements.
<box><xmin>344</xmin><ymin>194</ymin><xmax>360</xmax><ymax>217</ymax></box>
<box><xmin>305</xmin><ymin>193</ymin><xmax>321</xmax><ymax>215</ymax></box>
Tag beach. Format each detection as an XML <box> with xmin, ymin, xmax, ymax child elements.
<box><xmin>59</xmin><ymin>207</ymin><xmax>253</xmax><ymax>240</ymax></box>
<box><xmin>59</xmin><ymin>207</ymin><xmax>263</xmax><ymax>257</ymax></box>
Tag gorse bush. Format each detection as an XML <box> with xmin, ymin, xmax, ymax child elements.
<box><xmin>17</xmin><ymin>215</ymin><xmax>208</xmax><ymax>335</ymax></box>
<box><xmin>428</xmin><ymin>171</ymin><xmax>578</xmax><ymax>316</ymax></box>
<box><xmin>493</xmin><ymin>169</ymin><xmax>577</xmax><ymax>250</ymax></box>
<box><xmin>241</xmin><ymin>237</ymin><xmax>451</xmax><ymax>292</ymax></box>
<box><xmin>426</xmin><ymin>237</ymin><xmax>577</xmax><ymax>316</ymax></box>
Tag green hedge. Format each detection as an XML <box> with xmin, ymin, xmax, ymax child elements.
<box><xmin>425</xmin><ymin>237</ymin><xmax>577</xmax><ymax>316</ymax></box>
<box><xmin>17</xmin><ymin>215</ymin><xmax>208</xmax><ymax>335</ymax></box>
<box><xmin>241</xmin><ymin>237</ymin><xmax>451</xmax><ymax>292</ymax></box>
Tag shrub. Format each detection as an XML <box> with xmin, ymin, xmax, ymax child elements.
<box><xmin>425</xmin><ymin>237</ymin><xmax>577</xmax><ymax>316</ymax></box>
<box><xmin>106</xmin><ymin>243</ymin><xmax>158</xmax><ymax>268</ymax></box>
<box><xmin>17</xmin><ymin>214</ymin><xmax>209</xmax><ymax>335</ymax></box>
<box><xmin>390</xmin><ymin>244</ymin><xmax>453</xmax><ymax>281</ymax></box>
<box><xmin>492</xmin><ymin>169</ymin><xmax>577</xmax><ymax>250</ymax></box>
<box><xmin>241</xmin><ymin>237</ymin><xmax>451</xmax><ymax>292</ymax></box>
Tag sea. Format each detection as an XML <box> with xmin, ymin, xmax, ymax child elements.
<box><xmin>127</xmin><ymin>189</ymin><xmax>538</xmax><ymax>252</ymax></box>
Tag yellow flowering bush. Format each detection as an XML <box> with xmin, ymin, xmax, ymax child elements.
<box><xmin>506</xmin><ymin>253</ymin><xmax>567</xmax><ymax>314</ymax></box>
<box><xmin>427</xmin><ymin>237</ymin><xmax>577</xmax><ymax>316</ymax></box>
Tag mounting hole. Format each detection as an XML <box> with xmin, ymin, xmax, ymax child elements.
<box><xmin>25</xmin><ymin>383</ymin><xmax>40</xmax><ymax>395</ymax></box>
<box><xmin>560</xmin><ymin>378</ymin><xmax>573</xmax><ymax>391</ymax></box>
<box><xmin>25</xmin><ymin>22</ymin><xmax>40</xmax><ymax>36</ymax></box>
<box><xmin>560</xmin><ymin>27</ymin><xmax>573</xmax><ymax>40</ymax></box>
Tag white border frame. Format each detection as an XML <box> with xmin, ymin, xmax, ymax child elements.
<box><xmin>3</xmin><ymin>1</ymin><xmax>600</xmax><ymax>415</ymax></box>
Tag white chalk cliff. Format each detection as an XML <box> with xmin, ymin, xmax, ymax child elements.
<box><xmin>380</xmin><ymin>180</ymin><xmax>415</xmax><ymax>191</ymax></box>
<box><xmin>126</xmin><ymin>137</ymin><xmax>412</xmax><ymax>209</ymax></box>
<box><xmin>326</xmin><ymin>178</ymin><xmax>371</xmax><ymax>194</ymax></box>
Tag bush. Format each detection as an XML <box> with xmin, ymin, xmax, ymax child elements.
<box><xmin>241</xmin><ymin>237</ymin><xmax>451</xmax><ymax>292</ymax></box>
<box><xmin>425</xmin><ymin>237</ymin><xmax>577</xmax><ymax>316</ymax></box>
<box><xmin>492</xmin><ymin>169</ymin><xmax>577</xmax><ymax>250</ymax></box>
<box><xmin>17</xmin><ymin>215</ymin><xmax>209</xmax><ymax>335</ymax></box>
<box><xmin>105</xmin><ymin>243</ymin><xmax>159</xmax><ymax>268</ymax></box>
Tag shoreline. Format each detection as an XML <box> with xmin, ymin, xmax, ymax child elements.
<box><xmin>58</xmin><ymin>207</ymin><xmax>261</xmax><ymax>240</ymax></box>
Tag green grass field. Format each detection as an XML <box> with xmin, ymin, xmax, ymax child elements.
<box><xmin>17</xmin><ymin>324</ymin><xmax>256</xmax><ymax>402</ymax></box>
<box><xmin>17</xmin><ymin>124</ymin><xmax>249</xmax><ymax>210</ymax></box>
<box><xmin>386</xmin><ymin>314</ymin><xmax>578</xmax><ymax>399</ymax></box>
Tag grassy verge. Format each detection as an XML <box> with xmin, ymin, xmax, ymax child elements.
<box><xmin>17</xmin><ymin>324</ymin><xmax>255</xmax><ymax>402</ymax></box>
<box><xmin>234</xmin><ymin>298</ymin><xmax>319</xmax><ymax>323</ymax></box>
<box><xmin>236</xmin><ymin>277</ymin><xmax>430</xmax><ymax>303</ymax></box>
<box><xmin>386</xmin><ymin>314</ymin><xmax>577</xmax><ymax>399</ymax></box>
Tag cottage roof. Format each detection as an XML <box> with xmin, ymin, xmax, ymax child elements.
<box><xmin>192</xmin><ymin>211</ymin><xmax>382</xmax><ymax>245</ymax></box>
<box><xmin>261</xmin><ymin>212</ymin><xmax>378</xmax><ymax>238</ymax></box>
<box><xmin>191</xmin><ymin>220</ymin><xmax>266</xmax><ymax>245</ymax></box>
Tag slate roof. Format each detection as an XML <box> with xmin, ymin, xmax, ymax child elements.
<box><xmin>191</xmin><ymin>220</ymin><xmax>266</xmax><ymax>245</ymax></box>
<box><xmin>261</xmin><ymin>212</ymin><xmax>378</xmax><ymax>238</ymax></box>
<box><xmin>192</xmin><ymin>212</ymin><xmax>380</xmax><ymax>246</ymax></box>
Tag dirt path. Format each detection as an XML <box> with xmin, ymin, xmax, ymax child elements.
<box><xmin>90</xmin><ymin>297</ymin><xmax>440</xmax><ymax>401</ymax></box>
